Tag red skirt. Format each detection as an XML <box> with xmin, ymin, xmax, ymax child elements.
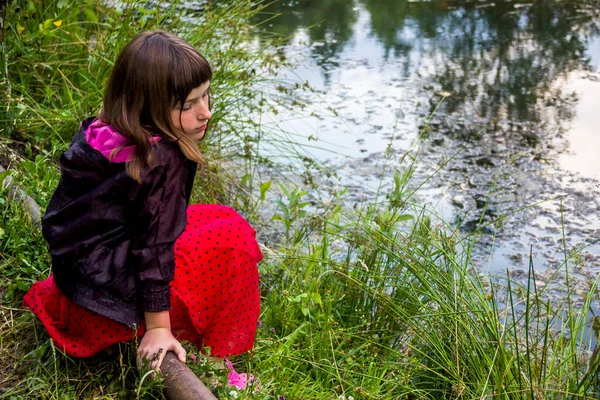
<box><xmin>23</xmin><ymin>204</ymin><xmax>262</xmax><ymax>359</ymax></box>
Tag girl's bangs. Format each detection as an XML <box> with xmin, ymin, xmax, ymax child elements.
<box><xmin>171</xmin><ymin>50</ymin><xmax>212</xmax><ymax>106</ymax></box>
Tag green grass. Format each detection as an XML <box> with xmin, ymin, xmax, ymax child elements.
<box><xmin>253</xmin><ymin>175</ymin><xmax>600</xmax><ymax>399</ymax></box>
<box><xmin>2</xmin><ymin>0</ymin><xmax>600</xmax><ymax>399</ymax></box>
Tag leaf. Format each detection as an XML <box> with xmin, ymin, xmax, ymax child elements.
<box><xmin>274</xmin><ymin>200</ymin><xmax>289</xmax><ymax>219</ymax></box>
<box><xmin>43</xmin><ymin>19</ymin><xmax>54</xmax><ymax>30</ymax></box>
<box><xmin>0</xmin><ymin>170</ymin><xmax>9</xmax><ymax>184</ymax></box>
<box><xmin>240</xmin><ymin>173</ymin><xmax>250</xmax><ymax>186</ymax></box>
<box><xmin>292</xmin><ymin>293</ymin><xmax>307</xmax><ymax>303</ymax></box>
<box><xmin>16</xmin><ymin>281</ymin><xmax>30</xmax><ymax>292</ymax></box>
<box><xmin>298</xmin><ymin>201</ymin><xmax>310</xmax><ymax>209</ymax></box>
<box><xmin>20</xmin><ymin>160</ymin><xmax>36</xmax><ymax>175</ymax></box>
<box><xmin>259</xmin><ymin>181</ymin><xmax>272</xmax><ymax>201</ymax></box>
<box><xmin>301</xmin><ymin>306</ymin><xmax>310</xmax><ymax>316</ymax></box>
<box><xmin>83</xmin><ymin>7</ymin><xmax>99</xmax><ymax>22</ymax></box>
<box><xmin>276</xmin><ymin>322</ymin><xmax>307</xmax><ymax>355</ymax></box>
<box><xmin>310</xmin><ymin>292</ymin><xmax>322</xmax><ymax>305</ymax></box>
<box><xmin>289</xmin><ymin>190</ymin><xmax>298</xmax><ymax>204</ymax></box>
<box><xmin>53</xmin><ymin>20</ymin><xmax>63</xmax><ymax>27</ymax></box>
<box><xmin>57</xmin><ymin>0</ymin><xmax>68</xmax><ymax>8</ymax></box>
<box><xmin>394</xmin><ymin>170</ymin><xmax>401</xmax><ymax>187</ymax></box>
<box><xmin>17</xmin><ymin>23</ymin><xmax>25</xmax><ymax>35</ymax></box>
<box><xmin>397</xmin><ymin>214</ymin><xmax>414</xmax><ymax>222</ymax></box>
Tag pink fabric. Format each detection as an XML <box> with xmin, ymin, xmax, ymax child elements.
<box><xmin>85</xmin><ymin>119</ymin><xmax>162</xmax><ymax>163</ymax></box>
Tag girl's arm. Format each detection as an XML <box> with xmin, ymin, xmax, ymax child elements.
<box><xmin>132</xmin><ymin>145</ymin><xmax>194</xmax><ymax>370</ymax></box>
<box><xmin>137</xmin><ymin>311</ymin><xmax>187</xmax><ymax>370</ymax></box>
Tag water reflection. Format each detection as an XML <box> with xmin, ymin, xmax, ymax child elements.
<box><xmin>252</xmin><ymin>0</ymin><xmax>600</xmax><ymax>279</ymax></box>
<box><xmin>429</xmin><ymin>1</ymin><xmax>600</xmax><ymax>125</ymax></box>
<box><xmin>256</xmin><ymin>0</ymin><xmax>600</xmax><ymax>123</ymax></box>
<box><xmin>255</xmin><ymin>0</ymin><xmax>357</xmax><ymax>78</ymax></box>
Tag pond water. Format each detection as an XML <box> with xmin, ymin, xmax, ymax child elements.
<box><xmin>252</xmin><ymin>0</ymin><xmax>600</xmax><ymax>298</ymax></box>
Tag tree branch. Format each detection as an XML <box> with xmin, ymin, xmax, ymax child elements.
<box><xmin>160</xmin><ymin>352</ymin><xmax>218</xmax><ymax>400</ymax></box>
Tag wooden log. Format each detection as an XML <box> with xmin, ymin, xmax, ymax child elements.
<box><xmin>160</xmin><ymin>351</ymin><xmax>218</xmax><ymax>400</ymax></box>
<box><xmin>0</xmin><ymin>164</ymin><xmax>42</xmax><ymax>227</ymax></box>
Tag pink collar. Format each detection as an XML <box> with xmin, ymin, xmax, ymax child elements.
<box><xmin>85</xmin><ymin>119</ymin><xmax>162</xmax><ymax>163</ymax></box>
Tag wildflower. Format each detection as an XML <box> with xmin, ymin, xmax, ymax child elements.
<box><xmin>278</xmin><ymin>396</ymin><xmax>286</xmax><ymax>400</ymax></box>
<box><xmin>229</xmin><ymin>390</ymin><xmax>239</xmax><ymax>399</ymax></box>
<box><xmin>189</xmin><ymin>353</ymin><xmax>197</xmax><ymax>363</ymax></box>
<box><xmin>257</xmin><ymin>320</ymin><xmax>263</xmax><ymax>328</ymax></box>
<box><xmin>226</xmin><ymin>359</ymin><xmax>259</xmax><ymax>390</ymax></box>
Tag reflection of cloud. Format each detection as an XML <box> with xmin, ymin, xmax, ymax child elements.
<box><xmin>557</xmin><ymin>72</ymin><xmax>600</xmax><ymax>179</ymax></box>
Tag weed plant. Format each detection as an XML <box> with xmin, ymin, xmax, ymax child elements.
<box><xmin>1</xmin><ymin>0</ymin><xmax>600</xmax><ymax>399</ymax></box>
<box><xmin>256</xmin><ymin>160</ymin><xmax>600</xmax><ymax>399</ymax></box>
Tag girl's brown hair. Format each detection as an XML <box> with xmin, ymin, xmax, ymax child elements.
<box><xmin>100</xmin><ymin>30</ymin><xmax>212</xmax><ymax>181</ymax></box>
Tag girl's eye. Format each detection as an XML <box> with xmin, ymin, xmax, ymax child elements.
<box><xmin>182</xmin><ymin>104</ymin><xmax>192</xmax><ymax>111</ymax></box>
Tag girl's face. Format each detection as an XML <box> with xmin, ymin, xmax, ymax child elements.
<box><xmin>171</xmin><ymin>81</ymin><xmax>212</xmax><ymax>141</ymax></box>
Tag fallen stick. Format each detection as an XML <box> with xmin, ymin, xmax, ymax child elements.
<box><xmin>160</xmin><ymin>352</ymin><xmax>218</xmax><ymax>400</ymax></box>
<box><xmin>0</xmin><ymin>164</ymin><xmax>42</xmax><ymax>227</ymax></box>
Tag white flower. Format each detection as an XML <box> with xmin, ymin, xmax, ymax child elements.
<box><xmin>229</xmin><ymin>390</ymin><xmax>239</xmax><ymax>399</ymax></box>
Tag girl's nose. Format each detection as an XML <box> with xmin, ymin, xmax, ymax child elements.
<box><xmin>198</xmin><ymin>103</ymin><xmax>211</xmax><ymax>120</ymax></box>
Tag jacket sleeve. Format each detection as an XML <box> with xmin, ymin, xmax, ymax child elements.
<box><xmin>131</xmin><ymin>148</ymin><xmax>189</xmax><ymax>313</ymax></box>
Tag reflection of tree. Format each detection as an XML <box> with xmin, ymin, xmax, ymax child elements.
<box><xmin>358</xmin><ymin>0</ymin><xmax>600</xmax><ymax>126</ymax></box>
<box><xmin>252</xmin><ymin>0</ymin><xmax>357</xmax><ymax>75</ymax></box>
<box><xmin>432</xmin><ymin>1</ymin><xmax>599</xmax><ymax>126</ymax></box>
<box><xmin>409</xmin><ymin>1</ymin><xmax>600</xmax><ymax>242</ymax></box>
<box><xmin>255</xmin><ymin>0</ymin><xmax>600</xmax><ymax>129</ymax></box>
<box><xmin>361</xmin><ymin>0</ymin><xmax>442</xmax><ymax>60</ymax></box>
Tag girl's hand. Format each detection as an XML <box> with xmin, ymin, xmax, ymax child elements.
<box><xmin>137</xmin><ymin>327</ymin><xmax>187</xmax><ymax>371</ymax></box>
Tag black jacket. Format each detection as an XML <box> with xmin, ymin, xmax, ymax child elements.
<box><xmin>42</xmin><ymin>118</ymin><xmax>197</xmax><ymax>328</ymax></box>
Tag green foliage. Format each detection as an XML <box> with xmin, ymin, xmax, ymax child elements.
<box><xmin>0</xmin><ymin>192</ymin><xmax>50</xmax><ymax>301</ymax></box>
<box><xmin>1</xmin><ymin>0</ymin><xmax>287</xmax><ymax>157</ymax></box>
<box><xmin>256</xmin><ymin>187</ymin><xmax>600</xmax><ymax>398</ymax></box>
<box><xmin>271</xmin><ymin>184</ymin><xmax>309</xmax><ymax>243</ymax></box>
<box><xmin>2</xmin><ymin>0</ymin><xmax>600</xmax><ymax>399</ymax></box>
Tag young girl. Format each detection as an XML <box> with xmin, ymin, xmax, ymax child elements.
<box><xmin>23</xmin><ymin>30</ymin><xmax>263</xmax><ymax>375</ymax></box>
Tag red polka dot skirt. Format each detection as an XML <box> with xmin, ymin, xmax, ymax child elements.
<box><xmin>23</xmin><ymin>204</ymin><xmax>263</xmax><ymax>358</ymax></box>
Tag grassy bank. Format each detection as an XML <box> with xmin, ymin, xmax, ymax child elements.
<box><xmin>2</xmin><ymin>0</ymin><xmax>600</xmax><ymax>399</ymax></box>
